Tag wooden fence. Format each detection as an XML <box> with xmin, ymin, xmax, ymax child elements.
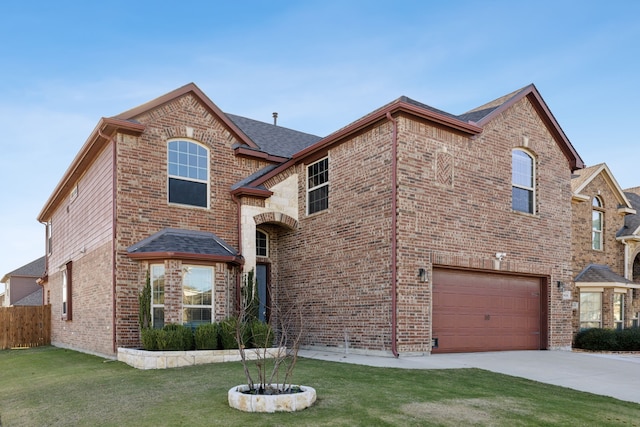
<box><xmin>0</xmin><ymin>305</ymin><xmax>51</xmax><ymax>350</ymax></box>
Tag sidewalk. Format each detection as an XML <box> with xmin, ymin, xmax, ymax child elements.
<box><xmin>298</xmin><ymin>349</ymin><xmax>640</xmax><ymax>405</ymax></box>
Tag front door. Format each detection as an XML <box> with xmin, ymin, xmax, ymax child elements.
<box><xmin>256</xmin><ymin>264</ymin><xmax>270</xmax><ymax>322</ymax></box>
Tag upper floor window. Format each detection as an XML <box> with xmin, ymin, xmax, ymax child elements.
<box><xmin>168</xmin><ymin>140</ymin><xmax>209</xmax><ymax>208</ymax></box>
<box><xmin>512</xmin><ymin>149</ymin><xmax>535</xmax><ymax>214</ymax></box>
<box><xmin>307</xmin><ymin>157</ymin><xmax>329</xmax><ymax>215</ymax></box>
<box><xmin>256</xmin><ymin>229</ymin><xmax>268</xmax><ymax>257</ymax></box>
<box><xmin>592</xmin><ymin>196</ymin><xmax>604</xmax><ymax>250</ymax></box>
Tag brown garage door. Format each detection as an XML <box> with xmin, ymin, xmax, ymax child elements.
<box><xmin>432</xmin><ymin>268</ymin><xmax>544</xmax><ymax>353</ymax></box>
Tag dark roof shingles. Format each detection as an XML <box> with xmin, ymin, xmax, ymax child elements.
<box><xmin>226</xmin><ymin>113</ymin><xmax>322</xmax><ymax>158</ymax></box>
<box><xmin>127</xmin><ymin>228</ymin><xmax>238</xmax><ymax>257</ymax></box>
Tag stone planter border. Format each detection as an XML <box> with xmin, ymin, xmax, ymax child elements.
<box><xmin>117</xmin><ymin>346</ymin><xmax>285</xmax><ymax>370</ymax></box>
<box><xmin>228</xmin><ymin>384</ymin><xmax>316</xmax><ymax>413</ymax></box>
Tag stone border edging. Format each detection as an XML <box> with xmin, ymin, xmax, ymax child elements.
<box><xmin>117</xmin><ymin>347</ymin><xmax>285</xmax><ymax>370</ymax></box>
<box><xmin>228</xmin><ymin>384</ymin><xmax>316</xmax><ymax>412</ymax></box>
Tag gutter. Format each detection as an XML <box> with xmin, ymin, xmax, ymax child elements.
<box><xmin>386</xmin><ymin>111</ymin><xmax>399</xmax><ymax>358</ymax></box>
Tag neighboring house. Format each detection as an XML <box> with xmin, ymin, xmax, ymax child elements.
<box><xmin>38</xmin><ymin>82</ymin><xmax>584</xmax><ymax>358</ymax></box>
<box><xmin>1</xmin><ymin>256</ymin><xmax>45</xmax><ymax>306</ymax></box>
<box><xmin>570</xmin><ymin>164</ymin><xmax>640</xmax><ymax>332</ymax></box>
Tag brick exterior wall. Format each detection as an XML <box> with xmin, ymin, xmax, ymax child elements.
<box><xmin>42</xmin><ymin>86</ymin><xmax>582</xmax><ymax>357</ymax></box>
<box><xmin>45</xmin><ymin>142</ymin><xmax>115</xmax><ymax>356</ymax></box>
<box><xmin>571</xmin><ymin>177</ymin><xmax>640</xmax><ymax>332</ymax></box>
<box><xmin>272</xmin><ymin>96</ymin><xmax>574</xmax><ymax>353</ymax></box>
<box><xmin>44</xmin><ymin>92</ymin><xmax>265</xmax><ymax>356</ymax></box>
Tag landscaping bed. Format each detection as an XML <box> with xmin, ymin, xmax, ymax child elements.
<box><xmin>117</xmin><ymin>346</ymin><xmax>285</xmax><ymax>370</ymax></box>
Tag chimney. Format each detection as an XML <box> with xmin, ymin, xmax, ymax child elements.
<box><xmin>272</xmin><ymin>112</ymin><xmax>278</xmax><ymax>126</ymax></box>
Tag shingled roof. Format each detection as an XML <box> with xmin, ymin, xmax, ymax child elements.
<box><xmin>619</xmin><ymin>191</ymin><xmax>640</xmax><ymax>238</ymax></box>
<box><xmin>127</xmin><ymin>228</ymin><xmax>241</xmax><ymax>264</ymax></box>
<box><xmin>574</xmin><ymin>264</ymin><xmax>634</xmax><ymax>285</ymax></box>
<box><xmin>226</xmin><ymin>113</ymin><xmax>322</xmax><ymax>158</ymax></box>
<box><xmin>1</xmin><ymin>256</ymin><xmax>46</xmax><ymax>283</ymax></box>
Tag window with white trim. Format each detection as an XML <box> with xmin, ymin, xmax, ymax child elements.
<box><xmin>151</xmin><ymin>264</ymin><xmax>165</xmax><ymax>329</ymax></box>
<box><xmin>614</xmin><ymin>293</ymin><xmax>624</xmax><ymax>330</ymax></box>
<box><xmin>62</xmin><ymin>262</ymin><xmax>72</xmax><ymax>320</ymax></box>
<box><xmin>182</xmin><ymin>265</ymin><xmax>214</xmax><ymax>327</ymax></box>
<box><xmin>256</xmin><ymin>229</ymin><xmax>268</xmax><ymax>257</ymax></box>
<box><xmin>592</xmin><ymin>197</ymin><xmax>604</xmax><ymax>250</ymax></box>
<box><xmin>579</xmin><ymin>291</ymin><xmax>602</xmax><ymax>329</ymax></box>
<box><xmin>512</xmin><ymin>149</ymin><xmax>535</xmax><ymax>214</ymax></box>
<box><xmin>168</xmin><ymin>140</ymin><xmax>209</xmax><ymax>208</ymax></box>
<box><xmin>307</xmin><ymin>157</ymin><xmax>329</xmax><ymax>215</ymax></box>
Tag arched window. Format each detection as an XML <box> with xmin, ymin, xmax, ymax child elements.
<box><xmin>256</xmin><ymin>229</ymin><xmax>268</xmax><ymax>257</ymax></box>
<box><xmin>512</xmin><ymin>149</ymin><xmax>535</xmax><ymax>214</ymax></box>
<box><xmin>592</xmin><ymin>196</ymin><xmax>604</xmax><ymax>250</ymax></box>
<box><xmin>167</xmin><ymin>140</ymin><xmax>209</xmax><ymax>208</ymax></box>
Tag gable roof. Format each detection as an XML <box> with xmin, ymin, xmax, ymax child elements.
<box><xmin>243</xmin><ymin>84</ymin><xmax>584</xmax><ymax>191</ymax></box>
<box><xmin>458</xmin><ymin>84</ymin><xmax>584</xmax><ymax>170</ymax></box>
<box><xmin>1</xmin><ymin>256</ymin><xmax>46</xmax><ymax>283</ymax></box>
<box><xmin>114</xmin><ymin>83</ymin><xmax>259</xmax><ymax>150</ymax></box>
<box><xmin>571</xmin><ymin>163</ymin><xmax>634</xmax><ymax>212</ymax></box>
<box><xmin>618</xmin><ymin>191</ymin><xmax>640</xmax><ymax>238</ymax></box>
<box><xmin>38</xmin><ymin>117</ymin><xmax>145</xmax><ymax>222</ymax></box>
<box><xmin>114</xmin><ymin>83</ymin><xmax>322</xmax><ymax>161</ymax></box>
<box><xmin>126</xmin><ymin>228</ymin><xmax>242</xmax><ymax>264</ymax></box>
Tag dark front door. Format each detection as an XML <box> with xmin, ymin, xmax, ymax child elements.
<box><xmin>256</xmin><ymin>264</ymin><xmax>270</xmax><ymax>322</ymax></box>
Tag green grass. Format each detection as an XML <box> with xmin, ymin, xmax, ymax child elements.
<box><xmin>1</xmin><ymin>347</ymin><xmax>639</xmax><ymax>426</ymax></box>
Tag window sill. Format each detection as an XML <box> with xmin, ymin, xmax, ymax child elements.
<box><xmin>511</xmin><ymin>209</ymin><xmax>539</xmax><ymax>219</ymax></box>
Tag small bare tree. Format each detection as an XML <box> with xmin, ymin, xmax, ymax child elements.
<box><xmin>235</xmin><ymin>269</ymin><xmax>308</xmax><ymax>394</ymax></box>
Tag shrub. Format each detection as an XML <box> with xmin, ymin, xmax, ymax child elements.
<box><xmin>219</xmin><ymin>317</ymin><xmax>252</xmax><ymax>349</ymax></box>
<box><xmin>195</xmin><ymin>323</ymin><xmax>219</xmax><ymax>350</ymax></box>
<box><xmin>574</xmin><ymin>328</ymin><xmax>618</xmax><ymax>351</ymax></box>
<box><xmin>250</xmin><ymin>319</ymin><xmax>274</xmax><ymax>348</ymax></box>
<box><xmin>140</xmin><ymin>328</ymin><xmax>159</xmax><ymax>351</ymax></box>
<box><xmin>156</xmin><ymin>324</ymin><xmax>194</xmax><ymax>351</ymax></box>
<box><xmin>617</xmin><ymin>328</ymin><xmax>640</xmax><ymax>351</ymax></box>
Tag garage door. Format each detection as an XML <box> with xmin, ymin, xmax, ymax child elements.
<box><xmin>432</xmin><ymin>268</ymin><xmax>543</xmax><ymax>353</ymax></box>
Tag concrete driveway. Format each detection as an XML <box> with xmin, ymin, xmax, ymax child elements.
<box><xmin>298</xmin><ymin>349</ymin><xmax>640</xmax><ymax>405</ymax></box>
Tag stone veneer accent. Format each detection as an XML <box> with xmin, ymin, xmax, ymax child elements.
<box><xmin>117</xmin><ymin>346</ymin><xmax>285</xmax><ymax>370</ymax></box>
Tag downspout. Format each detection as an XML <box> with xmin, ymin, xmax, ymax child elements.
<box><xmin>622</xmin><ymin>240</ymin><xmax>629</xmax><ymax>280</ymax></box>
<box><xmin>99</xmin><ymin>129</ymin><xmax>118</xmax><ymax>354</ymax></box>
<box><xmin>232</xmin><ymin>194</ymin><xmax>243</xmax><ymax>312</ymax></box>
<box><xmin>386</xmin><ymin>111</ymin><xmax>399</xmax><ymax>358</ymax></box>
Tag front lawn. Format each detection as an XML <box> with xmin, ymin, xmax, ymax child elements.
<box><xmin>0</xmin><ymin>346</ymin><xmax>638</xmax><ymax>426</ymax></box>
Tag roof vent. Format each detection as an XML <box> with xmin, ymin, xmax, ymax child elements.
<box><xmin>272</xmin><ymin>112</ymin><xmax>278</xmax><ymax>126</ymax></box>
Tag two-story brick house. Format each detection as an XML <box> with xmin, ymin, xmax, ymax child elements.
<box><xmin>38</xmin><ymin>82</ymin><xmax>584</xmax><ymax>357</ymax></box>
<box><xmin>570</xmin><ymin>164</ymin><xmax>640</xmax><ymax>333</ymax></box>
<box><xmin>37</xmin><ymin>84</ymin><xmax>320</xmax><ymax>356</ymax></box>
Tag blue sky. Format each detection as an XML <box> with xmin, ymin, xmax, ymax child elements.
<box><xmin>1</xmin><ymin>1</ymin><xmax>639</xmax><ymax>290</ymax></box>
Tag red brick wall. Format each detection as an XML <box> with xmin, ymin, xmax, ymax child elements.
<box><xmin>571</xmin><ymin>173</ymin><xmax>628</xmax><ymax>332</ymax></box>
<box><xmin>46</xmin><ymin>142</ymin><xmax>115</xmax><ymax>356</ymax></box>
<box><xmin>275</xmin><ymin>96</ymin><xmax>574</xmax><ymax>353</ymax></box>
<box><xmin>46</xmin><ymin>93</ymin><xmax>265</xmax><ymax>355</ymax></box>
<box><xmin>112</xmin><ymin>93</ymin><xmax>266</xmax><ymax>349</ymax></box>
<box><xmin>276</xmin><ymin>122</ymin><xmax>394</xmax><ymax>352</ymax></box>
